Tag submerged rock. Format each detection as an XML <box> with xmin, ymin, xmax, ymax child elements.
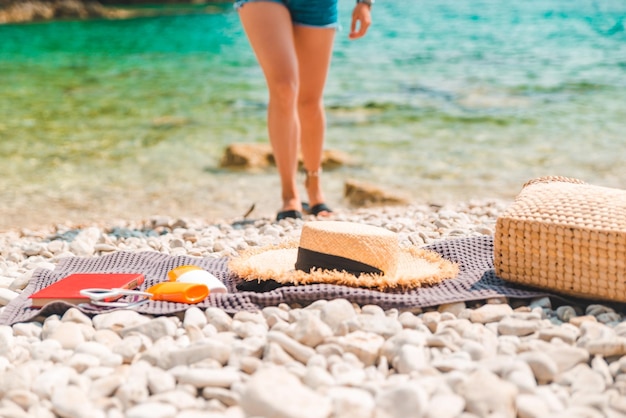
<box><xmin>344</xmin><ymin>179</ymin><xmax>410</xmax><ymax>207</ymax></box>
<box><xmin>0</xmin><ymin>0</ymin><xmax>130</xmax><ymax>24</ymax></box>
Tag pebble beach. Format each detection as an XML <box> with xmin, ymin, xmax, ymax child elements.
<box><xmin>2</xmin><ymin>0</ymin><xmax>625</xmax><ymax>414</ymax></box>
<box><xmin>1</xmin><ymin>200</ymin><xmax>626</xmax><ymax>418</ymax></box>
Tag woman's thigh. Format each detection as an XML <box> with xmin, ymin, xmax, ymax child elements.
<box><xmin>237</xmin><ymin>2</ymin><xmax>298</xmax><ymax>85</ymax></box>
<box><xmin>294</xmin><ymin>26</ymin><xmax>336</xmax><ymax>101</ymax></box>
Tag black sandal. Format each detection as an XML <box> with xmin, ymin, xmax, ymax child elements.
<box><xmin>276</xmin><ymin>210</ymin><xmax>303</xmax><ymax>221</ymax></box>
<box><xmin>302</xmin><ymin>202</ymin><xmax>333</xmax><ymax>216</ymax></box>
<box><xmin>303</xmin><ymin>169</ymin><xmax>333</xmax><ymax>216</ymax></box>
<box><xmin>309</xmin><ymin>203</ymin><xmax>332</xmax><ymax>216</ymax></box>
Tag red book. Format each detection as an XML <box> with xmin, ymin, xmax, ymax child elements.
<box><xmin>29</xmin><ymin>273</ymin><xmax>145</xmax><ymax>308</ymax></box>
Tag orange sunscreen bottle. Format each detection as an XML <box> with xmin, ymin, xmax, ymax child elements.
<box><xmin>146</xmin><ymin>282</ymin><xmax>209</xmax><ymax>304</ymax></box>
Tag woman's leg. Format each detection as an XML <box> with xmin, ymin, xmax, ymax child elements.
<box><xmin>294</xmin><ymin>25</ymin><xmax>336</xmax><ymax>211</ymax></box>
<box><xmin>238</xmin><ymin>2</ymin><xmax>302</xmax><ymax>213</ymax></box>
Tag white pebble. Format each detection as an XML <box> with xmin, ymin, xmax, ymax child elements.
<box><xmin>46</xmin><ymin>322</ymin><xmax>85</xmax><ymax>350</ymax></box>
<box><xmin>320</xmin><ymin>298</ymin><xmax>357</xmax><ymax>334</ymax></box>
<box><xmin>425</xmin><ymin>393</ymin><xmax>465</xmax><ymax>418</ymax></box>
<box><xmin>52</xmin><ymin>385</ymin><xmax>106</xmax><ymax>418</ymax></box>
<box><xmin>241</xmin><ymin>367</ymin><xmax>332</xmax><ymax>418</ymax></box>
<box><xmin>326</xmin><ymin>387</ymin><xmax>375</xmax><ymax>418</ymax></box>
<box><xmin>456</xmin><ymin>369</ymin><xmax>518</xmax><ymax>417</ymax></box>
<box><xmin>0</xmin><ymin>287</ymin><xmax>19</xmax><ymax>306</ymax></box>
<box><xmin>330</xmin><ymin>330</ymin><xmax>385</xmax><ymax>367</ymax></box>
<box><xmin>126</xmin><ymin>402</ymin><xmax>178</xmax><ymax>418</ymax></box>
<box><xmin>267</xmin><ymin>331</ymin><xmax>316</xmax><ymax>364</ymax></box>
<box><xmin>375</xmin><ymin>382</ymin><xmax>429</xmax><ymax>418</ymax></box>
<box><xmin>519</xmin><ymin>351</ymin><xmax>559</xmax><ymax>384</ymax></box>
<box><xmin>469</xmin><ymin>304</ymin><xmax>513</xmax><ymax>323</ymax></box>
<box><xmin>172</xmin><ymin>366</ymin><xmax>241</xmax><ymax>388</ymax></box>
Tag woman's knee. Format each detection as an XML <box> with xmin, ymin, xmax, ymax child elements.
<box><xmin>268</xmin><ymin>77</ymin><xmax>299</xmax><ymax>106</ymax></box>
<box><xmin>298</xmin><ymin>95</ymin><xmax>324</xmax><ymax>116</ymax></box>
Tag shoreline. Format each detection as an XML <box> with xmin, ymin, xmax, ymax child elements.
<box><xmin>0</xmin><ymin>165</ymin><xmax>519</xmax><ymax>232</ymax></box>
<box><xmin>0</xmin><ymin>197</ymin><xmax>508</xmax><ymax>249</ymax></box>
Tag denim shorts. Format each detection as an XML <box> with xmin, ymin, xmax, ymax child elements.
<box><xmin>234</xmin><ymin>0</ymin><xmax>339</xmax><ymax>28</ymax></box>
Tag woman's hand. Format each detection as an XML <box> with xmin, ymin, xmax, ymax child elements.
<box><xmin>349</xmin><ymin>3</ymin><xmax>372</xmax><ymax>39</ymax></box>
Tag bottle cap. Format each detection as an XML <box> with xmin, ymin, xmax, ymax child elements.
<box><xmin>167</xmin><ymin>265</ymin><xmax>228</xmax><ymax>294</ymax></box>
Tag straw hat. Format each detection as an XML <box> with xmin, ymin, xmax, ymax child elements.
<box><xmin>229</xmin><ymin>221</ymin><xmax>459</xmax><ymax>290</ymax></box>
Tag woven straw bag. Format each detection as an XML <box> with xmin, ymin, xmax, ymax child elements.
<box><xmin>494</xmin><ymin>176</ymin><xmax>626</xmax><ymax>302</ymax></box>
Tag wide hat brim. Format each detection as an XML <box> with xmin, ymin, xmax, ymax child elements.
<box><xmin>229</xmin><ymin>241</ymin><xmax>459</xmax><ymax>290</ymax></box>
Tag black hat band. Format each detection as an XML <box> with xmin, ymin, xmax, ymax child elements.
<box><xmin>295</xmin><ymin>247</ymin><xmax>383</xmax><ymax>276</ymax></box>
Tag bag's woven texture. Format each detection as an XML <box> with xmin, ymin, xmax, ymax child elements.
<box><xmin>0</xmin><ymin>235</ymin><xmax>548</xmax><ymax>326</ymax></box>
<box><xmin>494</xmin><ymin>176</ymin><xmax>626</xmax><ymax>302</ymax></box>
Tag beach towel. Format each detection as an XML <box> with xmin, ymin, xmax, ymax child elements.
<box><xmin>0</xmin><ymin>235</ymin><xmax>549</xmax><ymax>326</ymax></box>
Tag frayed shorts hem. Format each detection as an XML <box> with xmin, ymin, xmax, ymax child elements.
<box><xmin>234</xmin><ymin>0</ymin><xmax>339</xmax><ymax>29</ymax></box>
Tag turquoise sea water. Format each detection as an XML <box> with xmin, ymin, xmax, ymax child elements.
<box><xmin>1</xmin><ymin>0</ymin><xmax>625</xmax><ymax>228</ymax></box>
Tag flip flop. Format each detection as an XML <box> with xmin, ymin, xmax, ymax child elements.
<box><xmin>302</xmin><ymin>202</ymin><xmax>333</xmax><ymax>216</ymax></box>
<box><xmin>310</xmin><ymin>203</ymin><xmax>333</xmax><ymax>216</ymax></box>
<box><xmin>276</xmin><ymin>210</ymin><xmax>303</xmax><ymax>221</ymax></box>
